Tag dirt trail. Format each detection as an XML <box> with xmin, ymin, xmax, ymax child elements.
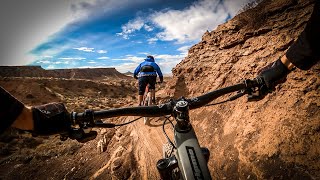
<box><xmin>91</xmin><ymin>115</ymin><xmax>173</xmax><ymax>179</ymax></box>
<box><xmin>129</xmin><ymin>116</ymin><xmax>173</xmax><ymax>179</ymax></box>
<box><xmin>83</xmin><ymin>81</ymin><xmax>174</xmax><ymax>179</ymax></box>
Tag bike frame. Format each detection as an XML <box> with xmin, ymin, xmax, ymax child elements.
<box><xmin>156</xmin><ymin>99</ymin><xmax>211</xmax><ymax>179</ymax></box>
<box><xmin>175</xmin><ymin>126</ymin><xmax>210</xmax><ymax>179</ymax></box>
<box><xmin>71</xmin><ymin>79</ymin><xmax>262</xmax><ymax>180</ymax></box>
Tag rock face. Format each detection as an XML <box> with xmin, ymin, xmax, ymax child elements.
<box><xmin>166</xmin><ymin>0</ymin><xmax>319</xmax><ymax>179</ymax></box>
<box><xmin>0</xmin><ymin>66</ymin><xmax>129</xmax><ymax>79</ymax></box>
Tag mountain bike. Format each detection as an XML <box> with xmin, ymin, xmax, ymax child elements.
<box><xmin>68</xmin><ymin>78</ymin><xmax>264</xmax><ymax>179</ymax></box>
<box><xmin>142</xmin><ymin>84</ymin><xmax>153</xmax><ymax>124</ymax></box>
<box><xmin>143</xmin><ymin>82</ymin><xmax>162</xmax><ymax>124</ymax></box>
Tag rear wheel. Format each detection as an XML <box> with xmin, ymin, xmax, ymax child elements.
<box><xmin>143</xmin><ymin>92</ymin><xmax>152</xmax><ymax>124</ymax></box>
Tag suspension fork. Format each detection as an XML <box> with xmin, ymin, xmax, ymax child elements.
<box><xmin>157</xmin><ymin>156</ymin><xmax>179</xmax><ymax>179</ymax></box>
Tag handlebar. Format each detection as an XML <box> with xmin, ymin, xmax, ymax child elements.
<box><xmin>70</xmin><ymin>78</ymin><xmax>264</xmax><ymax>127</ymax></box>
<box><xmin>74</xmin><ymin>104</ymin><xmax>172</xmax><ymax>120</ymax></box>
<box><xmin>188</xmin><ymin>78</ymin><xmax>261</xmax><ymax>109</ymax></box>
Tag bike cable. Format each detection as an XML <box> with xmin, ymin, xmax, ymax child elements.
<box><xmin>114</xmin><ymin>116</ymin><xmax>143</xmax><ymax>126</ymax></box>
<box><xmin>95</xmin><ymin>116</ymin><xmax>143</xmax><ymax>128</ymax></box>
<box><xmin>162</xmin><ymin>116</ymin><xmax>176</xmax><ymax>152</ymax></box>
<box><xmin>204</xmin><ymin>90</ymin><xmax>246</xmax><ymax>107</ymax></box>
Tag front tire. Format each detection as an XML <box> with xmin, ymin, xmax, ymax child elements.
<box><xmin>162</xmin><ymin>142</ymin><xmax>174</xmax><ymax>158</ymax></box>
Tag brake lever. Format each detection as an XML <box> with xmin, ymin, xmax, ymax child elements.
<box><xmin>62</xmin><ymin>110</ymin><xmax>97</xmax><ymax>142</ymax></box>
<box><xmin>228</xmin><ymin>90</ymin><xmax>247</xmax><ymax>101</ymax></box>
<box><xmin>242</xmin><ymin>77</ymin><xmax>267</xmax><ymax>101</ymax></box>
<box><xmin>94</xmin><ymin>120</ymin><xmax>116</xmax><ymax>128</ymax></box>
<box><xmin>247</xmin><ymin>86</ymin><xmax>265</xmax><ymax>101</ymax></box>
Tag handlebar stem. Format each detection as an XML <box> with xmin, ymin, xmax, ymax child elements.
<box><xmin>173</xmin><ymin>98</ymin><xmax>191</xmax><ymax>133</ymax></box>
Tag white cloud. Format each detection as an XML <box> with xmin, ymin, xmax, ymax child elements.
<box><xmin>147</xmin><ymin>38</ymin><xmax>158</xmax><ymax>44</ymax></box>
<box><xmin>114</xmin><ymin>63</ymin><xmax>139</xmax><ymax>73</ymax></box>
<box><xmin>36</xmin><ymin>60</ymin><xmax>51</xmax><ymax>64</ymax></box>
<box><xmin>59</xmin><ymin>57</ymin><xmax>86</xmax><ymax>60</ymax></box>
<box><xmin>117</xmin><ymin>0</ymin><xmax>252</xmax><ymax>43</ymax></box>
<box><xmin>73</xmin><ymin>47</ymin><xmax>95</xmax><ymax>52</ymax></box>
<box><xmin>41</xmin><ymin>55</ymin><xmax>53</xmax><ymax>58</ymax></box>
<box><xmin>177</xmin><ymin>45</ymin><xmax>191</xmax><ymax>55</ymax></box>
<box><xmin>155</xmin><ymin>54</ymin><xmax>185</xmax><ymax>73</ymax></box>
<box><xmin>97</xmin><ymin>57</ymin><xmax>110</xmax><ymax>60</ymax></box>
<box><xmin>144</xmin><ymin>24</ymin><xmax>154</xmax><ymax>32</ymax></box>
<box><xmin>46</xmin><ymin>65</ymin><xmax>56</xmax><ymax>69</ymax></box>
<box><xmin>138</xmin><ymin>52</ymin><xmax>149</xmax><ymax>55</ymax></box>
<box><xmin>113</xmin><ymin>55</ymin><xmax>146</xmax><ymax>63</ymax></box>
<box><xmin>151</xmin><ymin>0</ymin><xmax>229</xmax><ymax>43</ymax></box>
<box><xmin>117</xmin><ymin>17</ymin><xmax>156</xmax><ymax>39</ymax></box>
<box><xmin>116</xmin><ymin>17</ymin><xmax>145</xmax><ymax>39</ymax></box>
<box><xmin>97</xmin><ymin>50</ymin><xmax>107</xmax><ymax>54</ymax></box>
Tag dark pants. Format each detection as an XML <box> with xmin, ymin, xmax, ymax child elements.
<box><xmin>138</xmin><ymin>76</ymin><xmax>156</xmax><ymax>95</ymax></box>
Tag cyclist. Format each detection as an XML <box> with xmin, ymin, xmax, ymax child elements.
<box><xmin>0</xmin><ymin>86</ymin><xmax>96</xmax><ymax>142</ymax></box>
<box><xmin>258</xmin><ymin>1</ymin><xmax>319</xmax><ymax>93</ymax></box>
<box><xmin>133</xmin><ymin>55</ymin><xmax>163</xmax><ymax>106</ymax></box>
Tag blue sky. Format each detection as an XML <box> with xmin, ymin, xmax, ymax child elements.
<box><xmin>0</xmin><ymin>0</ymin><xmax>254</xmax><ymax>74</ymax></box>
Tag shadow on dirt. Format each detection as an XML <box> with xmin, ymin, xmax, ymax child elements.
<box><xmin>145</xmin><ymin>116</ymin><xmax>172</xmax><ymax>127</ymax></box>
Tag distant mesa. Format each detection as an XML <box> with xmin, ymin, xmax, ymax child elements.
<box><xmin>0</xmin><ymin>66</ymin><xmax>129</xmax><ymax>79</ymax></box>
<box><xmin>123</xmin><ymin>71</ymin><xmax>134</xmax><ymax>76</ymax></box>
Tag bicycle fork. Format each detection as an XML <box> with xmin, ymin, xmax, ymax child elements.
<box><xmin>156</xmin><ymin>147</ymin><xmax>210</xmax><ymax>179</ymax></box>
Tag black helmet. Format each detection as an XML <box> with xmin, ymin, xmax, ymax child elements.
<box><xmin>147</xmin><ymin>55</ymin><xmax>154</xmax><ymax>61</ymax></box>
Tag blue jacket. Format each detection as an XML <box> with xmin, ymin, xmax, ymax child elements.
<box><xmin>134</xmin><ymin>57</ymin><xmax>163</xmax><ymax>79</ymax></box>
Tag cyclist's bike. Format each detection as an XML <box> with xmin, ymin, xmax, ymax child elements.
<box><xmin>142</xmin><ymin>82</ymin><xmax>162</xmax><ymax>124</ymax></box>
<box><xmin>142</xmin><ymin>84</ymin><xmax>153</xmax><ymax>124</ymax></box>
<box><xmin>67</xmin><ymin>78</ymin><xmax>264</xmax><ymax>179</ymax></box>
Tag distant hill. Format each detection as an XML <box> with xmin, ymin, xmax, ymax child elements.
<box><xmin>0</xmin><ymin>66</ymin><xmax>130</xmax><ymax>79</ymax></box>
<box><xmin>123</xmin><ymin>71</ymin><xmax>134</xmax><ymax>77</ymax></box>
